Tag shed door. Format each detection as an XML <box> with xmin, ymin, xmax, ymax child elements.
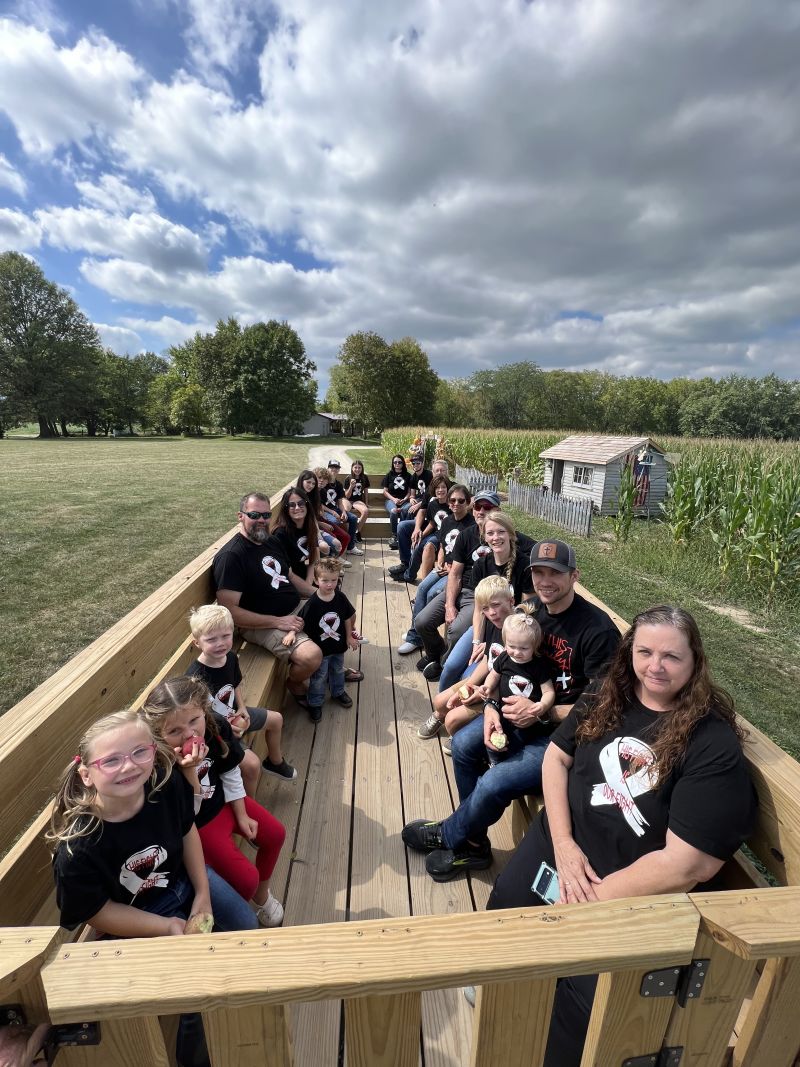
<box><xmin>552</xmin><ymin>460</ymin><xmax>563</xmax><ymax>494</ymax></box>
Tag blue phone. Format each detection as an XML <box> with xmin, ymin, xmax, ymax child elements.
<box><xmin>531</xmin><ymin>861</ymin><xmax>560</xmax><ymax>904</ymax></box>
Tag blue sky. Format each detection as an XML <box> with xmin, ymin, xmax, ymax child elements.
<box><xmin>1</xmin><ymin>0</ymin><xmax>799</xmax><ymax>397</ymax></box>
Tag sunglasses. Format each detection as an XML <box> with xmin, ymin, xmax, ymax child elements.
<box><xmin>449</xmin><ymin>497</ymin><xmax>468</xmax><ymax>505</ymax></box>
<box><xmin>86</xmin><ymin>743</ymin><xmax>157</xmax><ymax>775</ymax></box>
<box><xmin>287</xmin><ymin>501</ymin><xmax>307</xmax><ymax>510</ymax></box>
<box><xmin>243</xmin><ymin>510</ymin><xmax>272</xmax><ymax>520</ymax></box>
<box><xmin>473</xmin><ymin>502</ymin><xmax>497</xmax><ymax>511</ymax></box>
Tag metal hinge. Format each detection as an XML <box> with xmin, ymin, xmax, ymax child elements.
<box><xmin>640</xmin><ymin>958</ymin><xmax>710</xmax><ymax>1006</ymax></box>
<box><xmin>623</xmin><ymin>1048</ymin><xmax>684</xmax><ymax>1067</ymax></box>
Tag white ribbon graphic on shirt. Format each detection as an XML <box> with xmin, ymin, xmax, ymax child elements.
<box><xmin>211</xmin><ymin>683</ymin><xmax>236</xmax><ymax>720</ymax></box>
<box><xmin>326</xmin><ymin>488</ymin><xmax>337</xmax><ymax>506</ymax></box>
<box><xmin>393</xmin><ymin>476</ymin><xmax>405</xmax><ymax>490</ymax></box>
<box><xmin>354</xmin><ymin>482</ymin><xmax>362</xmax><ymax>495</ymax></box>
<box><xmin>417</xmin><ymin>478</ymin><xmax>426</xmax><ymax>495</ymax></box>
<box><xmin>590</xmin><ymin>736</ymin><xmax>657</xmax><ymax>838</ymax></box>
<box><xmin>320</xmin><ymin>612</ymin><xmax>341</xmax><ymax>641</ymax></box>
<box><xmin>488</xmin><ymin>642</ymin><xmax>505</xmax><ymax>670</ymax></box>
<box><xmin>508</xmin><ymin>674</ymin><xmax>534</xmax><ymax>698</ymax></box>
<box><xmin>297</xmin><ymin>535</ymin><xmax>309</xmax><ymax>560</ymax></box>
<box><xmin>434</xmin><ymin>509</ymin><xmax>448</xmax><ymax>529</ymax></box>
<box><xmin>472</xmin><ymin>544</ymin><xmax>492</xmax><ymax>561</ymax></box>
<box><xmin>444</xmin><ymin>529</ymin><xmax>459</xmax><ymax>554</ymax></box>
<box><xmin>119</xmin><ymin>845</ymin><xmax>169</xmax><ymax>899</ymax></box>
<box><xmin>262</xmin><ymin>555</ymin><xmax>289</xmax><ymax>589</ymax></box>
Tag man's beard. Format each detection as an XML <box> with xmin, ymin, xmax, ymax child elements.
<box><xmin>249</xmin><ymin>526</ymin><xmax>269</xmax><ymax>544</ymax></box>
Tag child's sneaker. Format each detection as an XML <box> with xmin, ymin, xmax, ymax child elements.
<box><xmin>255</xmin><ymin>891</ymin><xmax>284</xmax><ymax>928</ymax></box>
<box><xmin>309</xmin><ymin>705</ymin><xmax>323</xmax><ymax>723</ymax></box>
<box><xmin>333</xmin><ymin>691</ymin><xmax>353</xmax><ymax>708</ymax></box>
<box><xmin>262</xmin><ymin>757</ymin><xmax>297</xmax><ymax>781</ymax></box>
<box><xmin>348</xmin><ymin>544</ymin><xmax>364</xmax><ymax>555</ymax></box>
<box><xmin>441</xmin><ymin>735</ymin><xmax>453</xmax><ymax>756</ymax></box>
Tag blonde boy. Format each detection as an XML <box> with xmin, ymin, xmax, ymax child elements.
<box><xmin>187</xmin><ymin>604</ymin><xmax>296</xmax><ymax>790</ymax></box>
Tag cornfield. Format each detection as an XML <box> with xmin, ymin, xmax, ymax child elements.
<box><xmin>383</xmin><ymin>427</ymin><xmax>800</xmax><ymax>604</ymax></box>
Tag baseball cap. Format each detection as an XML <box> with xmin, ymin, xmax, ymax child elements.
<box><xmin>472</xmin><ymin>490</ymin><xmax>501</xmax><ymax>508</ymax></box>
<box><xmin>327</xmin><ymin>459</ymin><xmax>341</xmax><ymax>468</ymax></box>
<box><xmin>529</xmin><ymin>540</ymin><xmax>576</xmax><ymax>572</ymax></box>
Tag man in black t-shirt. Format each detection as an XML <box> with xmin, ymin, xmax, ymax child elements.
<box><xmin>213</xmin><ymin>492</ymin><xmax>323</xmax><ymax>707</ymax></box>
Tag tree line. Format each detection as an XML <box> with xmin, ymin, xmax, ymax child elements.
<box><xmin>327</xmin><ymin>332</ymin><xmax>799</xmax><ymax>440</ymax></box>
<box><xmin>2</xmin><ymin>252</ymin><xmax>797</xmax><ymax>440</ymax></box>
<box><xmin>0</xmin><ymin>252</ymin><xmax>316</xmax><ymax>438</ymax></box>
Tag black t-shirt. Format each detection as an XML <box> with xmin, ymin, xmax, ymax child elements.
<box><xmin>410</xmin><ymin>468</ymin><xmax>432</xmax><ymax>502</ymax></box>
<box><xmin>323</xmin><ymin>480</ymin><xmax>345</xmax><ymax>511</ymax></box>
<box><xmin>537</xmin><ymin>695</ymin><xmax>758</xmax><ymax>878</ymax></box>
<box><xmin>452</xmin><ymin>523</ymin><xmax>492</xmax><ymax>590</ymax></box>
<box><xmin>299</xmin><ymin>589</ymin><xmax>356</xmax><ymax>655</ymax></box>
<box><xmin>381</xmin><ymin>470</ymin><xmax>413</xmax><ymax>501</ymax></box>
<box><xmin>424</xmin><ymin>498</ymin><xmax>451</xmax><ymax>533</ymax></box>
<box><xmin>213</xmin><ymin>532</ymin><xmax>300</xmax><ymax>618</ymax></box>
<box><xmin>344</xmin><ymin>474</ymin><xmax>370</xmax><ymax>501</ymax></box>
<box><xmin>187</xmin><ymin>653</ymin><xmax>242</xmax><ymax>722</ymax></box>
<box><xmin>482</xmin><ymin>618</ymin><xmax>506</xmax><ymax>672</ymax></box>
<box><xmin>471</xmin><ymin>532</ymin><xmax>535</xmax><ymax>602</ymax></box>
<box><xmin>193</xmin><ymin>713</ymin><xmax>246</xmax><ymax>828</ymax></box>
<box><xmin>272</xmin><ymin>525</ymin><xmax>312</xmax><ymax>581</ymax></box>
<box><xmin>53</xmin><ymin>770</ymin><xmax>195</xmax><ymax>929</ymax></box>
<box><xmin>492</xmin><ymin>650</ymin><xmax>554</xmax><ymax>742</ymax></box>
<box><xmin>533</xmin><ymin>593</ymin><xmax>621</xmax><ymax>705</ymax></box>
<box><xmin>438</xmin><ymin>513</ymin><xmax>477</xmax><ymax>564</ymax></box>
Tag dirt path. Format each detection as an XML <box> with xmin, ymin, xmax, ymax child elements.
<box><xmin>306</xmin><ymin>443</ymin><xmax>381</xmax><ymax>471</ymax></box>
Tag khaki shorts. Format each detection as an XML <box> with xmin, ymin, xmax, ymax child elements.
<box><xmin>239</xmin><ymin>627</ymin><xmax>313</xmax><ymax>661</ymax></box>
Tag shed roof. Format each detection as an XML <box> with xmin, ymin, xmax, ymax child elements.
<box><xmin>316</xmin><ymin>411</ymin><xmax>349</xmax><ymax>421</ymax></box>
<box><xmin>539</xmin><ymin>435</ymin><xmax>664</xmax><ymax>465</ymax></box>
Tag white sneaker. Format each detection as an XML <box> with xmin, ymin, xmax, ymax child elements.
<box><xmin>399</xmin><ymin>640</ymin><xmax>421</xmax><ymax>655</ymax></box>
<box><xmin>441</xmin><ymin>735</ymin><xmax>452</xmax><ymax>756</ymax></box>
<box><xmin>417</xmin><ymin>713</ymin><xmax>442</xmax><ymax>739</ymax></box>
<box><xmin>255</xmin><ymin>891</ymin><xmax>284</xmax><ymax>928</ymax></box>
<box><xmin>341</xmin><ymin>558</ymin><xmax>352</xmax><ymax>568</ymax></box>
<box><xmin>348</xmin><ymin>545</ymin><xmax>364</xmax><ymax>555</ymax></box>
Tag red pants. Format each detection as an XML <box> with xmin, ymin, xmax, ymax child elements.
<box><xmin>198</xmin><ymin>798</ymin><xmax>285</xmax><ymax>901</ymax></box>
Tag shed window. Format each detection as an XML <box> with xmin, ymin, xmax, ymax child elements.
<box><xmin>572</xmin><ymin>466</ymin><xmax>593</xmax><ymax>486</ymax></box>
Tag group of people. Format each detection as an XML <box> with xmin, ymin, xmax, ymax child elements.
<box><xmin>46</xmin><ymin>449</ymin><xmax>758</xmax><ymax>1067</ymax></box>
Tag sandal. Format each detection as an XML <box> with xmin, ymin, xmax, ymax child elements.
<box><xmin>344</xmin><ymin>668</ymin><xmax>364</xmax><ymax>683</ymax></box>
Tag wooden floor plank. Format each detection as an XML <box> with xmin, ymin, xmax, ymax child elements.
<box><xmin>386</xmin><ymin>563</ymin><xmax>476</xmax><ymax>1067</ymax></box>
<box><xmin>281</xmin><ymin>551</ymin><xmax>365</xmax><ymax>1067</ymax></box>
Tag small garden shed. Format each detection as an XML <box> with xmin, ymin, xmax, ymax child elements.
<box><xmin>539</xmin><ymin>434</ymin><xmax>668</xmax><ymax>516</ymax></box>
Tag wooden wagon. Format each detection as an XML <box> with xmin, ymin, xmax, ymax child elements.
<box><xmin>2</xmin><ymin>484</ymin><xmax>799</xmax><ymax>1067</ymax></box>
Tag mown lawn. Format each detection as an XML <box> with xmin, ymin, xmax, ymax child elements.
<box><xmin>0</xmin><ymin>436</ymin><xmax>367</xmax><ymax>714</ymax></box>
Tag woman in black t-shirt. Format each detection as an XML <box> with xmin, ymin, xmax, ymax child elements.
<box><xmin>270</xmin><ymin>486</ymin><xmax>319</xmax><ymax>585</ymax></box>
<box><xmin>344</xmin><ymin>459</ymin><xmax>371</xmax><ymax>539</ymax></box>
<box><xmin>487</xmin><ymin>605</ymin><xmax>757</xmax><ymax>1067</ymax></box>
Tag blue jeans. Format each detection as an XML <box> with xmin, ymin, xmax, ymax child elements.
<box><xmin>440</xmin><ymin>716</ymin><xmax>550</xmax><ymax>849</ymax></box>
<box><xmin>140</xmin><ymin>869</ymin><xmax>257</xmax><ymax>932</ymax></box>
<box><xmin>397</xmin><ymin>517</ymin><xmax>416</xmax><ymax>566</ymax></box>
<box><xmin>345</xmin><ymin>510</ymin><xmax>358</xmax><ymax>546</ymax></box>
<box><xmin>308</xmin><ymin>652</ymin><xmax>345</xmax><ymax>704</ymax></box>
<box><xmin>403</xmin><ymin>571</ymin><xmax>447</xmax><ymax>647</ymax></box>
<box><xmin>439</xmin><ymin>627</ymin><xmax>479</xmax><ymax>691</ymax></box>
<box><xmin>387</xmin><ymin>499</ymin><xmax>411</xmax><ymax>534</ymax></box>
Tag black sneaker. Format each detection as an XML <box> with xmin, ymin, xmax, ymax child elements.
<box><xmin>262</xmin><ymin>757</ymin><xmax>298</xmax><ymax>781</ymax></box>
<box><xmin>388</xmin><ymin>538</ymin><xmax>399</xmax><ymax>550</ymax></box>
<box><xmin>308</xmin><ymin>705</ymin><xmax>322</xmax><ymax>723</ymax></box>
<box><xmin>390</xmin><ymin>570</ymin><xmax>409</xmax><ymax>584</ymax></box>
<box><xmin>416</xmin><ymin>654</ymin><xmax>432</xmax><ymax>671</ymax></box>
<box><xmin>332</xmin><ymin>691</ymin><xmax>353</xmax><ymax>708</ymax></box>
<box><xmin>422</xmin><ymin>659</ymin><xmax>442</xmax><ymax>681</ymax></box>
<box><xmin>425</xmin><ymin>840</ymin><xmax>492</xmax><ymax>881</ymax></box>
<box><xmin>402</xmin><ymin>819</ymin><xmax>444</xmax><ymax>852</ymax></box>
<box><xmin>388</xmin><ymin>564</ymin><xmax>405</xmax><ymax>576</ymax></box>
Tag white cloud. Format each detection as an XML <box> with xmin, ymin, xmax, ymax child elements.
<box><xmin>0</xmin><ymin>208</ymin><xmax>42</xmax><ymax>249</ymax></box>
<box><xmin>0</xmin><ymin>154</ymin><xmax>27</xmax><ymax>197</ymax></box>
<box><xmin>95</xmin><ymin>322</ymin><xmax>143</xmax><ymax>354</ymax></box>
<box><xmin>0</xmin><ymin>18</ymin><xmax>143</xmax><ymax>155</ymax></box>
<box><xmin>75</xmin><ymin>173</ymin><xmax>156</xmax><ymax>214</ymax></box>
<box><xmin>119</xmin><ymin>314</ymin><xmax>209</xmax><ymax>346</ymax></box>
<box><xmin>180</xmin><ymin>0</ymin><xmax>273</xmax><ymax>78</ymax></box>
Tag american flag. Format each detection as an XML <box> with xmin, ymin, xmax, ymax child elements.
<box><xmin>633</xmin><ymin>457</ymin><xmax>651</xmax><ymax>506</ymax></box>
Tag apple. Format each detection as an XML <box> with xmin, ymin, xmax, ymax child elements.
<box><xmin>181</xmin><ymin>735</ymin><xmax>204</xmax><ymax>757</ymax></box>
<box><xmin>489</xmin><ymin>731</ymin><xmax>507</xmax><ymax>751</ymax></box>
<box><xmin>458</xmin><ymin>683</ymin><xmax>474</xmax><ymax>702</ymax></box>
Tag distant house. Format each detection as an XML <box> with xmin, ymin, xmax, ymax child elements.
<box><xmin>300</xmin><ymin>411</ymin><xmax>349</xmax><ymax>436</ymax></box>
<box><xmin>539</xmin><ymin>435</ymin><xmax>668</xmax><ymax>516</ymax></box>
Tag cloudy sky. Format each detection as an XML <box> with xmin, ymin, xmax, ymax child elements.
<box><xmin>1</xmin><ymin>0</ymin><xmax>798</xmax><ymax>395</ymax></box>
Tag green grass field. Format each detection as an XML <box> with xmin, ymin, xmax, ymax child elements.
<box><xmin>0</xmin><ymin>435</ymin><xmax>371</xmax><ymax>714</ymax></box>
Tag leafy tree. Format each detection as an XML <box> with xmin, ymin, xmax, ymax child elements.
<box><xmin>170</xmin><ymin>383</ymin><xmax>211</xmax><ymax>435</ymax></box>
<box><xmin>146</xmin><ymin>370</ymin><xmax>183</xmax><ymax>434</ymax></box>
<box><xmin>467</xmin><ymin>361</ymin><xmax>544</xmax><ymax>429</ymax></box>
<box><xmin>334</xmin><ymin>332</ymin><xmax>439</xmax><ymax>432</ymax></box>
<box><xmin>0</xmin><ymin>251</ymin><xmax>103</xmax><ymax>437</ymax></box>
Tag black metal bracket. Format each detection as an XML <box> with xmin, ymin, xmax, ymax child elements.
<box><xmin>48</xmin><ymin>1021</ymin><xmax>101</xmax><ymax>1047</ymax></box>
<box><xmin>0</xmin><ymin>1003</ymin><xmax>27</xmax><ymax>1027</ymax></box>
<box><xmin>639</xmin><ymin>959</ymin><xmax>710</xmax><ymax>1006</ymax></box>
<box><xmin>623</xmin><ymin>1046</ymin><xmax>683</xmax><ymax>1067</ymax></box>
